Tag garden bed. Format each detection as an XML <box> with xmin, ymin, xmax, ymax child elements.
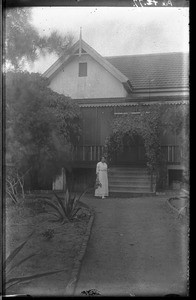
<box><xmin>168</xmin><ymin>196</ymin><xmax>189</xmax><ymax>210</ymax></box>
<box><xmin>5</xmin><ymin>193</ymin><xmax>92</xmax><ymax>296</ymax></box>
<box><xmin>167</xmin><ymin>192</ymin><xmax>189</xmax><ymax>221</ymax></box>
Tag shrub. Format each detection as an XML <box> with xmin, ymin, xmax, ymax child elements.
<box><xmin>39</xmin><ymin>187</ymin><xmax>90</xmax><ymax>224</ymax></box>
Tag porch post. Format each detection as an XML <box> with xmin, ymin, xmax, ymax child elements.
<box><xmin>90</xmin><ymin>146</ymin><xmax>93</xmax><ymax>161</ymax></box>
<box><xmin>82</xmin><ymin>146</ymin><xmax>85</xmax><ymax>161</ymax></box>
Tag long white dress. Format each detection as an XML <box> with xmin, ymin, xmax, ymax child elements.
<box><xmin>95</xmin><ymin>162</ymin><xmax>109</xmax><ymax>197</ymax></box>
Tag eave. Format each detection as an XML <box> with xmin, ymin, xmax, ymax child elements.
<box><xmin>75</xmin><ymin>95</ymin><xmax>189</xmax><ymax>108</ymax></box>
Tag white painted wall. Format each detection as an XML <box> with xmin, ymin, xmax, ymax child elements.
<box><xmin>49</xmin><ymin>54</ymin><xmax>127</xmax><ymax>99</ymax></box>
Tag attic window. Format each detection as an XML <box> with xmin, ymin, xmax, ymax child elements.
<box><xmin>79</xmin><ymin>62</ymin><xmax>87</xmax><ymax>77</ymax></box>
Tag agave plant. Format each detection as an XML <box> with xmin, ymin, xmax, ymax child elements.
<box><xmin>39</xmin><ymin>186</ymin><xmax>91</xmax><ymax>224</ymax></box>
<box><xmin>4</xmin><ymin>231</ymin><xmax>66</xmax><ymax>292</ymax></box>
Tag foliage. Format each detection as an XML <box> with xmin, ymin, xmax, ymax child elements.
<box><xmin>5</xmin><ymin>8</ymin><xmax>74</xmax><ymax>70</ymax></box>
<box><xmin>6</xmin><ymin>166</ymin><xmax>31</xmax><ymax>203</ymax></box>
<box><xmin>95</xmin><ymin>175</ymin><xmax>102</xmax><ymax>189</ymax></box>
<box><xmin>39</xmin><ymin>187</ymin><xmax>90</xmax><ymax>223</ymax></box>
<box><xmin>105</xmin><ymin>103</ymin><xmax>189</xmax><ymax>189</ymax></box>
<box><xmin>162</xmin><ymin>104</ymin><xmax>189</xmax><ymax>177</ymax></box>
<box><xmin>81</xmin><ymin>289</ymin><xmax>101</xmax><ymax>296</ymax></box>
<box><xmin>6</xmin><ymin>71</ymin><xmax>81</xmax><ymax>189</ymax></box>
<box><xmin>105</xmin><ymin>104</ymin><xmax>163</xmax><ymax>173</ymax></box>
<box><xmin>4</xmin><ymin>231</ymin><xmax>65</xmax><ymax>291</ymax></box>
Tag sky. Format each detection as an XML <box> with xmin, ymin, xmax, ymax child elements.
<box><xmin>27</xmin><ymin>6</ymin><xmax>189</xmax><ymax>73</ymax></box>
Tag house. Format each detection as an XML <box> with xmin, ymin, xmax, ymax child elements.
<box><xmin>43</xmin><ymin>36</ymin><xmax>189</xmax><ymax>194</ymax></box>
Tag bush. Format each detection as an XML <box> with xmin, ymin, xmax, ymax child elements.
<box><xmin>39</xmin><ymin>187</ymin><xmax>91</xmax><ymax>224</ymax></box>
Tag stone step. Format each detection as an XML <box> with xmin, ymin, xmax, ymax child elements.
<box><xmin>108</xmin><ymin>176</ymin><xmax>151</xmax><ymax>182</ymax></box>
<box><xmin>109</xmin><ymin>187</ymin><xmax>152</xmax><ymax>193</ymax></box>
<box><xmin>109</xmin><ymin>182</ymin><xmax>151</xmax><ymax>188</ymax></box>
<box><xmin>108</xmin><ymin>177</ymin><xmax>151</xmax><ymax>184</ymax></box>
<box><xmin>108</xmin><ymin>167</ymin><xmax>151</xmax><ymax>193</ymax></box>
<box><xmin>108</xmin><ymin>175</ymin><xmax>151</xmax><ymax>181</ymax></box>
<box><xmin>109</xmin><ymin>171</ymin><xmax>149</xmax><ymax>176</ymax></box>
<box><xmin>109</xmin><ymin>182</ymin><xmax>151</xmax><ymax>187</ymax></box>
<box><xmin>109</xmin><ymin>191</ymin><xmax>154</xmax><ymax>197</ymax></box>
<box><xmin>109</xmin><ymin>167</ymin><xmax>148</xmax><ymax>171</ymax></box>
<box><xmin>110</xmin><ymin>167</ymin><xmax>148</xmax><ymax>171</ymax></box>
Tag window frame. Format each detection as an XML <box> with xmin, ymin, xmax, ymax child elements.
<box><xmin>78</xmin><ymin>62</ymin><xmax>87</xmax><ymax>77</ymax></box>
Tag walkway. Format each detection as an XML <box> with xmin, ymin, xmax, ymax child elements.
<box><xmin>75</xmin><ymin>195</ymin><xmax>188</xmax><ymax>296</ymax></box>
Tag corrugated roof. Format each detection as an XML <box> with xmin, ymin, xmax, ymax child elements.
<box><xmin>105</xmin><ymin>52</ymin><xmax>189</xmax><ymax>90</ymax></box>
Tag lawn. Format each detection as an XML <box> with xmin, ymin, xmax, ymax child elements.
<box><xmin>4</xmin><ymin>192</ymin><xmax>92</xmax><ymax>296</ymax></box>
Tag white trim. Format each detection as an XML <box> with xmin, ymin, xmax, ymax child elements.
<box><xmin>78</xmin><ymin>100</ymin><xmax>189</xmax><ymax>108</ymax></box>
<box><xmin>114</xmin><ymin>112</ymin><xmax>128</xmax><ymax>115</ymax></box>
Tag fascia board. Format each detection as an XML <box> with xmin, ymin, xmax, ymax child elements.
<box><xmin>81</xmin><ymin>40</ymin><xmax>130</xmax><ymax>84</ymax></box>
<box><xmin>42</xmin><ymin>41</ymin><xmax>80</xmax><ymax>78</ymax></box>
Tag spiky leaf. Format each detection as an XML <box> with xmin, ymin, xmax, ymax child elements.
<box><xmin>6</xmin><ymin>253</ymin><xmax>37</xmax><ymax>275</ymax></box>
<box><xmin>6</xmin><ymin>269</ymin><xmax>67</xmax><ymax>290</ymax></box>
<box><xmin>39</xmin><ymin>198</ymin><xmax>65</xmax><ymax>220</ymax></box>
<box><xmin>53</xmin><ymin>191</ymin><xmax>68</xmax><ymax>217</ymax></box>
<box><xmin>4</xmin><ymin>231</ymin><xmax>34</xmax><ymax>270</ymax></box>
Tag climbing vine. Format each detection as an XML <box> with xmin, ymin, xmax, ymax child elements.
<box><xmin>104</xmin><ymin>103</ymin><xmax>189</xmax><ymax>190</ymax></box>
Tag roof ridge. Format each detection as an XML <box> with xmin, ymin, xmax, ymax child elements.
<box><xmin>105</xmin><ymin>52</ymin><xmax>189</xmax><ymax>59</ymax></box>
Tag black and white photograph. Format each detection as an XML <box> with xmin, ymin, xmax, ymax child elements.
<box><xmin>3</xmin><ymin>0</ymin><xmax>189</xmax><ymax>297</ymax></box>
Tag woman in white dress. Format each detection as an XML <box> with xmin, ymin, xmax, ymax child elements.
<box><xmin>95</xmin><ymin>156</ymin><xmax>109</xmax><ymax>199</ymax></box>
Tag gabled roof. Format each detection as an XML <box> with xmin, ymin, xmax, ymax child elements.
<box><xmin>43</xmin><ymin>39</ymin><xmax>133</xmax><ymax>92</ymax></box>
<box><xmin>106</xmin><ymin>52</ymin><xmax>189</xmax><ymax>90</ymax></box>
<box><xmin>43</xmin><ymin>39</ymin><xmax>189</xmax><ymax>92</ymax></box>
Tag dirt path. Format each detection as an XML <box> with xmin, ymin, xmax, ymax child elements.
<box><xmin>75</xmin><ymin>196</ymin><xmax>189</xmax><ymax>296</ymax></box>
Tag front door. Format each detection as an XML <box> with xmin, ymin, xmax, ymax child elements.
<box><xmin>117</xmin><ymin>145</ymin><xmax>146</xmax><ymax>163</ymax></box>
<box><xmin>114</xmin><ymin>135</ymin><xmax>147</xmax><ymax>165</ymax></box>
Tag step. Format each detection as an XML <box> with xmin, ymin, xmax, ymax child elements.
<box><xmin>109</xmin><ymin>186</ymin><xmax>152</xmax><ymax>192</ymax></box>
<box><xmin>110</xmin><ymin>167</ymin><xmax>148</xmax><ymax>171</ymax></box>
<box><xmin>108</xmin><ymin>181</ymin><xmax>151</xmax><ymax>186</ymax></box>
<box><xmin>109</xmin><ymin>184</ymin><xmax>151</xmax><ymax>189</ymax></box>
<box><xmin>109</xmin><ymin>178</ymin><xmax>151</xmax><ymax>183</ymax></box>
<box><xmin>108</xmin><ymin>170</ymin><xmax>150</xmax><ymax>176</ymax></box>
<box><xmin>108</xmin><ymin>167</ymin><xmax>151</xmax><ymax>193</ymax></box>
<box><xmin>109</xmin><ymin>182</ymin><xmax>151</xmax><ymax>188</ymax></box>
<box><xmin>109</xmin><ymin>171</ymin><xmax>149</xmax><ymax>176</ymax></box>
<box><xmin>109</xmin><ymin>189</ymin><xmax>152</xmax><ymax>193</ymax></box>
<box><xmin>109</xmin><ymin>167</ymin><xmax>148</xmax><ymax>171</ymax></box>
<box><xmin>109</xmin><ymin>191</ymin><xmax>154</xmax><ymax>197</ymax></box>
<box><xmin>109</xmin><ymin>176</ymin><xmax>150</xmax><ymax>180</ymax></box>
<box><xmin>108</xmin><ymin>176</ymin><xmax>151</xmax><ymax>181</ymax></box>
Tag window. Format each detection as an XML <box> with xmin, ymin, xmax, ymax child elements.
<box><xmin>79</xmin><ymin>62</ymin><xmax>87</xmax><ymax>77</ymax></box>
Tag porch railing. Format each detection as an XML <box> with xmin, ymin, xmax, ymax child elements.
<box><xmin>161</xmin><ymin>145</ymin><xmax>182</xmax><ymax>164</ymax></box>
<box><xmin>72</xmin><ymin>145</ymin><xmax>105</xmax><ymax>162</ymax></box>
<box><xmin>72</xmin><ymin>145</ymin><xmax>182</xmax><ymax>164</ymax></box>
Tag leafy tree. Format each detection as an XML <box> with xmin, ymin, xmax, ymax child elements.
<box><xmin>4</xmin><ymin>8</ymin><xmax>74</xmax><ymax>70</ymax></box>
<box><xmin>6</xmin><ymin>71</ymin><xmax>81</xmax><ymax>190</ymax></box>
